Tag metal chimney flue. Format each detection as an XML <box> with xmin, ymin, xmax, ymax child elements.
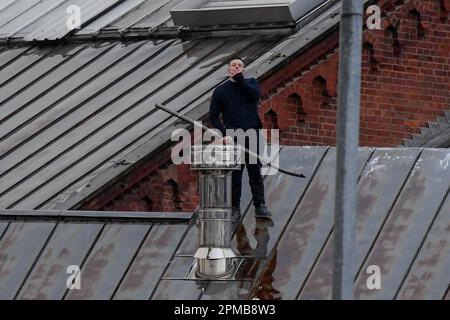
<box><xmin>191</xmin><ymin>144</ymin><xmax>240</xmax><ymax>279</ymax></box>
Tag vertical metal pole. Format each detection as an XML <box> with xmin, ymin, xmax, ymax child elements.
<box><xmin>333</xmin><ymin>0</ymin><xmax>364</xmax><ymax>300</ymax></box>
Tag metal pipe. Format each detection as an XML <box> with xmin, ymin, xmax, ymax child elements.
<box><xmin>155</xmin><ymin>103</ymin><xmax>306</xmax><ymax>178</ymax></box>
<box><xmin>191</xmin><ymin>144</ymin><xmax>240</xmax><ymax>279</ymax></box>
<box><xmin>333</xmin><ymin>0</ymin><xmax>364</xmax><ymax>300</ymax></box>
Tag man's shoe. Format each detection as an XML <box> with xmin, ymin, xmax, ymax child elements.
<box><xmin>255</xmin><ymin>204</ymin><xmax>272</xmax><ymax>218</ymax></box>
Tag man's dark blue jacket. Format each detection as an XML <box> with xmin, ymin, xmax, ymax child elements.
<box><xmin>209</xmin><ymin>73</ymin><xmax>262</xmax><ymax>136</ymax></box>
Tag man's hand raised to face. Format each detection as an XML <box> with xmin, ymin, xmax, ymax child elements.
<box><xmin>229</xmin><ymin>67</ymin><xmax>239</xmax><ymax>77</ymax></box>
<box><xmin>232</xmin><ymin>72</ymin><xmax>244</xmax><ymax>83</ymax></box>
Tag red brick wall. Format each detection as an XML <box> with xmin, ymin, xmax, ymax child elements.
<box><xmin>80</xmin><ymin>149</ymin><xmax>199</xmax><ymax>212</ymax></box>
<box><xmin>260</xmin><ymin>0</ymin><xmax>450</xmax><ymax>147</ymax></box>
<box><xmin>81</xmin><ymin>0</ymin><xmax>450</xmax><ymax>212</ymax></box>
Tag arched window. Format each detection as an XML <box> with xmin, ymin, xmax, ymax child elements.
<box><xmin>288</xmin><ymin>93</ymin><xmax>306</xmax><ymax>123</ymax></box>
<box><xmin>409</xmin><ymin>9</ymin><xmax>425</xmax><ymax>37</ymax></box>
<box><xmin>142</xmin><ymin>196</ymin><xmax>153</xmax><ymax>211</ymax></box>
<box><xmin>167</xmin><ymin>179</ymin><xmax>182</xmax><ymax>211</ymax></box>
<box><xmin>313</xmin><ymin>76</ymin><xmax>332</xmax><ymax>109</ymax></box>
<box><xmin>264</xmin><ymin>109</ymin><xmax>279</xmax><ymax>130</ymax></box>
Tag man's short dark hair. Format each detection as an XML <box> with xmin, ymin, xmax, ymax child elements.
<box><xmin>228</xmin><ymin>56</ymin><xmax>245</xmax><ymax>66</ymax></box>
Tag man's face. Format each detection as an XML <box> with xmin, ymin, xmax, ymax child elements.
<box><xmin>228</xmin><ymin>59</ymin><xmax>245</xmax><ymax>77</ymax></box>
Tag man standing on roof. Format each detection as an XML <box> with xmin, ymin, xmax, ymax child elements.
<box><xmin>209</xmin><ymin>57</ymin><xmax>272</xmax><ymax>223</ymax></box>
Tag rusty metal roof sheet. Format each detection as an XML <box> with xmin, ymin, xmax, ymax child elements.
<box><xmin>0</xmin><ymin>209</ymin><xmax>192</xmax><ymax>300</ymax></box>
<box><xmin>1</xmin><ymin>147</ymin><xmax>449</xmax><ymax>300</ymax></box>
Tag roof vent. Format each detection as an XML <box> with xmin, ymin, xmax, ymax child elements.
<box><xmin>170</xmin><ymin>0</ymin><xmax>330</xmax><ymax>27</ymax></box>
<box><xmin>191</xmin><ymin>144</ymin><xmax>241</xmax><ymax>279</ymax></box>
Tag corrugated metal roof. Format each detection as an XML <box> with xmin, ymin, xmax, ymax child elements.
<box><xmin>0</xmin><ymin>0</ymin><xmax>123</xmax><ymax>41</ymax></box>
<box><xmin>0</xmin><ymin>35</ymin><xmax>280</xmax><ymax>210</ymax></box>
<box><xmin>90</xmin><ymin>0</ymin><xmax>184</xmax><ymax>33</ymax></box>
<box><xmin>0</xmin><ymin>0</ymin><xmax>188</xmax><ymax>42</ymax></box>
<box><xmin>1</xmin><ymin>147</ymin><xmax>449</xmax><ymax>300</ymax></box>
<box><xmin>73</xmin><ymin>0</ymin><xmax>148</xmax><ymax>35</ymax></box>
<box><xmin>0</xmin><ymin>209</ymin><xmax>191</xmax><ymax>300</ymax></box>
<box><xmin>0</xmin><ymin>0</ymin><xmax>345</xmax><ymax>42</ymax></box>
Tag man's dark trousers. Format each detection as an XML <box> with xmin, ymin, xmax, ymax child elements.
<box><xmin>231</xmin><ymin>129</ymin><xmax>265</xmax><ymax>208</ymax></box>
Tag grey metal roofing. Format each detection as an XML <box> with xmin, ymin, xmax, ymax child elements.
<box><xmin>0</xmin><ymin>0</ymin><xmax>193</xmax><ymax>43</ymax></box>
<box><xmin>0</xmin><ymin>0</ymin><xmax>349</xmax><ymax>211</ymax></box>
<box><xmin>0</xmin><ymin>35</ymin><xmax>281</xmax><ymax>210</ymax></box>
<box><xmin>0</xmin><ymin>0</ymin><xmax>122</xmax><ymax>41</ymax></box>
<box><xmin>75</xmin><ymin>0</ymin><xmax>184</xmax><ymax>36</ymax></box>
<box><xmin>1</xmin><ymin>147</ymin><xmax>449</xmax><ymax>300</ymax></box>
<box><xmin>0</xmin><ymin>209</ymin><xmax>191</xmax><ymax>300</ymax></box>
<box><xmin>0</xmin><ymin>0</ymin><xmax>342</xmax><ymax>42</ymax></box>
